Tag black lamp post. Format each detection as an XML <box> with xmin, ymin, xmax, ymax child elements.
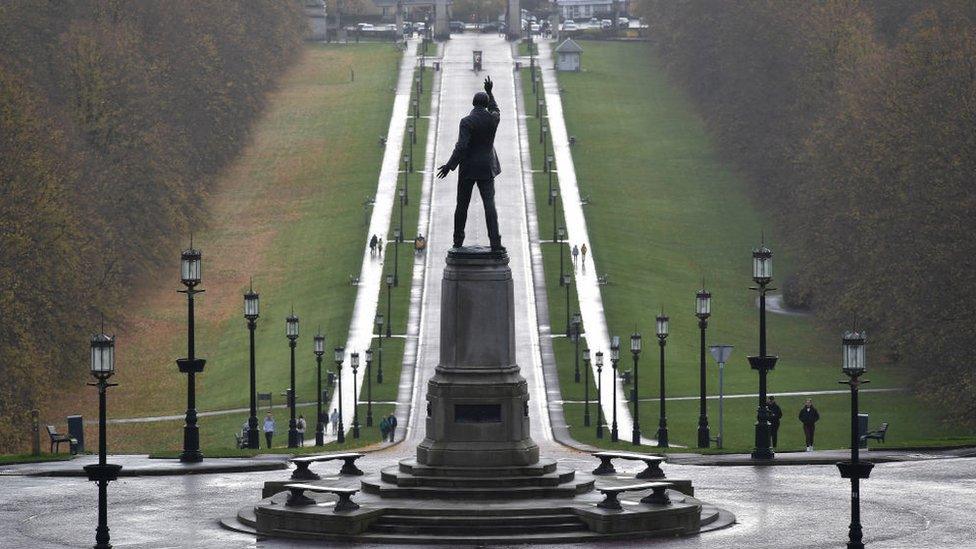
<box><xmin>407</xmin><ymin>136</ymin><xmax>415</xmax><ymax>178</ymax></box>
<box><xmin>286</xmin><ymin>310</ymin><xmax>300</xmax><ymax>448</ymax></box>
<box><xmin>398</xmin><ymin>186</ymin><xmax>406</xmax><ymax>247</ymax></box>
<box><xmin>546</xmin><ymin>154</ymin><xmax>554</xmax><ymax>175</ymax></box>
<box><xmin>631</xmin><ymin>331</ymin><xmax>642</xmax><ymax>445</ymax></box>
<box><xmin>244</xmin><ymin>282</ymin><xmax>260</xmax><ymax>449</ymax></box>
<box><xmin>351</xmin><ymin>352</ymin><xmax>361</xmax><ymax>439</ymax></box>
<box><xmin>610</xmin><ymin>336</ymin><xmax>620</xmax><ymax>442</ymax></box>
<box><xmin>551</xmin><ymin>187</ymin><xmax>560</xmax><ymax>242</ymax></box>
<box><xmin>314</xmin><ymin>332</ymin><xmax>326</xmax><ymax>446</ymax></box>
<box><xmin>696</xmin><ymin>287</ymin><xmax>711</xmax><ymax>448</ymax></box>
<box><xmin>542</xmin><ymin>125</ymin><xmax>549</xmax><ymax>160</ymax></box>
<box><xmin>838</xmin><ymin>328</ymin><xmax>872</xmax><ymax>549</ymax></box>
<box><xmin>557</xmin><ymin>226</ymin><xmax>566</xmax><ymax>283</ymax></box>
<box><xmin>85</xmin><ymin>331</ymin><xmax>121</xmax><ymax>549</ymax></box>
<box><xmin>547</xmin><ymin>158</ymin><xmax>555</xmax><ymax>204</ymax></box>
<box><xmin>393</xmin><ymin>227</ymin><xmax>402</xmax><ymax>287</ymax></box>
<box><xmin>749</xmin><ymin>241</ymin><xmax>777</xmax><ymax>460</ymax></box>
<box><xmin>656</xmin><ymin>312</ymin><xmax>669</xmax><ymax>448</ymax></box>
<box><xmin>570</xmin><ymin>312</ymin><xmax>582</xmax><ymax>382</ymax></box>
<box><xmin>582</xmin><ymin>347</ymin><xmax>591</xmax><ymax>426</ymax></box>
<box><xmin>595</xmin><ymin>351</ymin><xmax>604</xmax><ymax>439</ymax></box>
<box><xmin>365</xmin><ymin>349</ymin><xmax>374</xmax><ymax>427</ymax></box>
<box><xmin>562</xmin><ymin>274</ymin><xmax>573</xmax><ymax>337</ymax></box>
<box><xmin>334</xmin><ymin>347</ymin><xmax>345</xmax><ymax>443</ymax></box>
<box><xmin>413</xmin><ymin>97</ymin><xmax>419</xmax><ymax>119</ymax></box>
<box><xmin>178</xmin><ymin>242</ymin><xmax>205</xmax><ymax>463</ymax></box>
<box><xmin>375</xmin><ymin>314</ymin><xmax>385</xmax><ymax>383</ymax></box>
<box><xmin>385</xmin><ymin>274</ymin><xmax>394</xmax><ymax>338</ymax></box>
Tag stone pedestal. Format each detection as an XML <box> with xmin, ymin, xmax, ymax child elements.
<box><xmin>416</xmin><ymin>247</ymin><xmax>539</xmax><ymax>467</ymax></box>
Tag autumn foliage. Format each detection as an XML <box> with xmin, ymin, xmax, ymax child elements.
<box><xmin>0</xmin><ymin>2</ymin><xmax>305</xmax><ymax>452</ymax></box>
<box><xmin>635</xmin><ymin>1</ymin><xmax>976</xmax><ymax>425</ymax></box>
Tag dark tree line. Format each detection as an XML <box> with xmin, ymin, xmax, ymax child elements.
<box><xmin>0</xmin><ymin>1</ymin><xmax>305</xmax><ymax>452</ymax></box>
<box><xmin>634</xmin><ymin>1</ymin><xmax>976</xmax><ymax>427</ymax></box>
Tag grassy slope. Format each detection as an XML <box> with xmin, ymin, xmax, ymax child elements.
<box><xmin>51</xmin><ymin>43</ymin><xmax>423</xmax><ymax>454</ymax></box>
<box><xmin>533</xmin><ymin>42</ymin><xmax>970</xmax><ymax>451</ymax></box>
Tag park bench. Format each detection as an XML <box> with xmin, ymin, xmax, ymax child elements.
<box><xmin>591</xmin><ymin>451</ymin><xmax>666</xmax><ymax>479</ymax></box>
<box><xmin>619</xmin><ymin>369</ymin><xmax>632</xmax><ymax>384</ymax></box>
<box><xmin>284</xmin><ymin>483</ymin><xmax>360</xmax><ymax>512</ymax></box>
<box><xmin>349</xmin><ymin>274</ymin><xmax>360</xmax><ymax>286</ymax></box>
<box><xmin>595</xmin><ymin>481</ymin><xmax>673</xmax><ymax>510</ymax></box>
<box><xmin>861</xmin><ymin>421</ymin><xmax>889</xmax><ymax>444</ymax></box>
<box><xmin>290</xmin><ymin>452</ymin><xmax>365</xmax><ymax>480</ymax></box>
<box><xmin>47</xmin><ymin>425</ymin><xmax>77</xmax><ymax>455</ymax></box>
<box><xmin>597</xmin><ymin>274</ymin><xmax>610</xmax><ymax>286</ymax></box>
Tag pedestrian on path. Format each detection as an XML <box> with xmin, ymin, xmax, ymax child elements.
<box><xmin>369</xmin><ymin>234</ymin><xmax>378</xmax><ymax>256</ymax></box>
<box><xmin>297</xmin><ymin>414</ymin><xmax>307</xmax><ymax>447</ymax></box>
<box><xmin>379</xmin><ymin>416</ymin><xmax>390</xmax><ymax>441</ymax></box>
<box><xmin>767</xmin><ymin>396</ymin><xmax>783</xmax><ymax>448</ymax></box>
<box><xmin>572</xmin><ymin>245</ymin><xmax>579</xmax><ymax>269</ymax></box>
<box><xmin>580</xmin><ymin>243</ymin><xmax>588</xmax><ymax>271</ymax></box>
<box><xmin>263</xmin><ymin>410</ymin><xmax>275</xmax><ymax>449</ymax></box>
<box><xmin>385</xmin><ymin>413</ymin><xmax>398</xmax><ymax>442</ymax></box>
<box><xmin>330</xmin><ymin>408</ymin><xmax>340</xmax><ymax>435</ymax></box>
<box><xmin>377</xmin><ymin>238</ymin><xmax>384</xmax><ymax>257</ymax></box>
<box><xmin>799</xmin><ymin>398</ymin><xmax>820</xmax><ymax>451</ymax></box>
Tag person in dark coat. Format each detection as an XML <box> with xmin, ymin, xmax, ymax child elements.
<box><xmin>799</xmin><ymin>398</ymin><xmax>820</xmax><ymax>451</ymax></box>
<box><xmin>767</xmin><ymin>396</ymin><xmax>783</xmax><ymax>448</ymax></box>
<box><xmin>437</xmin><ymin>77</ymin><xmax>504</xmax><ymax>251</ymax></box>
<box><xmin>385</xmin><ymin>413</ymin><xmax>398</xmax><ymax>442</ymax></box>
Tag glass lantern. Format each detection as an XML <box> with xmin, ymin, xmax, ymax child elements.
<box><xmin>695</xmin><ymin>289</ymin><xmax>711</xmax><ymax>319</ymax></box>
<box><xmin>656</xmin><ymin>313</ymin><xmax>669</xmax><ymax>339</ymax></box>
<box><xmin>631</xmin><ymin>332</ymin><xmax>642</xmax><ymax>354</ymax></box>
<box><xmin>610</xmin><ymin>336</ymin><xmax>620</xmax><ymax>361</ymax></box>
<box><xmin>244</xmin><ymin>287</ymin><xmax>259</xmax><ymax>320</ymax></box>
<box><xmin>180</xmin><ymin>246</ymin><xmax>202</xmax><ymax>286</ymax></box>
<box><xmin>286</xmin><ymin>312</ymin><xmax>299</xmax><ymax>340</ymax></box>
<box><xmin>334</xmin><ymin>347</ymin><xmax>345</xmax><ymax>365</ymax></box>
<box><xmin>753</xmin><ymin>244</ymin><xmax>773</xmax><ymax>285</ymax></box>
<box><xmin>90</xmin><ymin>333</ymin><xmax>115</xmax><ymax>379</ymax></box>
<box><xmin>842</xmin><ymin>330</ymin><xmax>867</xmax><ymax>375</ymax></box>
<box><xmin>314</xmin><ymin>333</ymin><xmax>325</xmax><ymax>356</ymax></box>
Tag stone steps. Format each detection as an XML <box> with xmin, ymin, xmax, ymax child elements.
<box><xmin>370</xmin><ymin>518</ymin><xmax>588</xmax><ymax>536</ymax></box>
<box><xmin>375</xmin><ymin>512</ymin><xmax>583</xmax><ymax>527</ymax></box>
<box><xmin>397</xmin><ymin>457</ymin><xmax>558</xmax><ymax>477</ymax></box>
<box><xmin>361</xmin><ymin>474</ymin><xmax>594</xmax><ymax>499</ymax></box>
<box><xmin>382</xmin><ymin>464</ymin><xmax>576</xmax><ymax>487</ymax></box>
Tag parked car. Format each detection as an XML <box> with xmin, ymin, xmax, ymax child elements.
<box><xmin>450</xmin><ymin>21</ymin><xmax>465</xmax><ymax>33</ymax></box>
<box><xmin>601</xmin><ymin>19</ymin><xmax>612</xmax><ymax>29</ymax></box>
<box><xmin>482</xmin><ymin>22</ymin><xmax>499</xmax><ymax>33</ymax></box>
<box><xmin>530</xmin><ymin>23</ymin><xmax>540</xmax><ymax>32</ymax></box>
<box><xmin>416</xmin><ymin>22</ymin><xmax>426</xmax><ymax>32</ymax></box>
<box><xmin>356</xmin><ymin>23</ymin><xmax>374</xmax><ymax>31</ymax></box>
<box><xmin>562</xmin><ymin>21</ymin><xmax>578</xmax><ymax>31</ymax></box>
<box><xmin>617</xmin><ymin>17</ymin><xmax>630</xmax><ymax>29</ymax></box>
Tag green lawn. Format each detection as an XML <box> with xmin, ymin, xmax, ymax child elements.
<box><xmin>0</xmin><ymin>453</ymin><xmax>75</xmax><ymax>465</ymax></box>
<box><xmin>59</xmin><ymin>43</ymin><xmax>423</xmax><ymax>454</ymax></box>
<box><xmin>531</xmin><ymin>42</ymin><xmax>971</xmax><ymax>451</ymax></box>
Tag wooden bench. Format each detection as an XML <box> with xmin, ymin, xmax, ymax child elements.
<box><xmin>592</xmin><ymin>451</ymin><xmax>666</xmax><ymax>479</ymax></box>
<box><xmin>597</xmin><ymin>274</ymin><xmax>609</xmax><ymax>286</ymax></box>
<box><xmin>290</xmin><ymin>452</ymin><xmax>365</xmax><ymax>480</ymax></box>
<box><xmin>349</xmin><ymin>274</ymin><xmax>360</xmax><ymax>286</ymax></box>
<box><xmin>47</xmin><ymin>425</ymin><xmax>77</xmax><ymax>455</ymax></box>
<box><xmin>284</xmin><ymin>483</ymin><xmax>360</xmax><ymax>512</ymax></box>
<box><xmin>861</xmin><ymin>421</ymin><xmax>889</xmax><ymax>443</ymax></box>
<box><xmin>595</xmin><ymin>481</ymin><xmax>673</xmax><ymax>510</ymax></box>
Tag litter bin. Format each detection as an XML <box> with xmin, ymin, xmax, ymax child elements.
<box><xmin>858</xmin><ymin>413</ymin><xmax>869</xmax><ymax>449</ymax></box>
<box><xmin>67</xmin><ymin>415</ymin><xmax>84</xmax><ymax>454</ymax></box>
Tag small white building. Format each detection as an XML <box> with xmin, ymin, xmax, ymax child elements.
<box><xmin>554</xmin><ymin>38</ymin><xmax>583</xmax><ymax>72</ymax></box>
<box><xmin>555</xmin><ymin>0</ymin><xmax>613</xmax><ymax>20</ymax></box>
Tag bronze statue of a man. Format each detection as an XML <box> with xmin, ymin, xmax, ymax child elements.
<box><xmin>437</xmin><ymin>76</ymin><xmax>504</xmax><ymax>251</ymax></box>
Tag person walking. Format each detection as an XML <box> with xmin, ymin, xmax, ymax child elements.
<box><xmin>297</xmin><ymin>414</ymin><xmax>307</xmax><ymax>447</ymax></box>
<box><xmin>385</xmin><ymin>413</ymin><xmax>398</xmax><ymax>442</ymax></box>
<box><xmin>572</xmin><ymin>245</ymin><xmax>579</xmax><ymax>269</ymax></box>
<box><xmin>580</xmin><ymin>242</ymin><xmax>588</xmax><ymax>269</ymax></box>
<box><xmin>330</xmin><ymin>408</ymin><xmax>340</xmax><ymax>436</ymax></box>
<box><xmin>262</xmin><ymin>410</ymin><xmax>275</xmax><ymax>449</ymax></box>
<box><xmin>799</xmin><ymin>398</ymin><xmax>820</xmax><ymax>451</ymax></box>
<box><xmin>377</xmin><ymin>237</ymin><xmax>383</xmax><ymax>257</ymax></box>
<box><xmin>767</xmin><ymin>396</ymin><xmax>783</xmax><ymax>448</ymax></box>
<box><xmin>379</xmin><ymin>415</ymin><xmax>389</xmax><ymax>442</ymax></box>
<box><xmin>369</xmin><ymin>234</ymin><xmax>378</xmax><ymax>256</ymax></box>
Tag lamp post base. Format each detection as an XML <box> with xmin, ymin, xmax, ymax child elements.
<box><xmin>288</xmin><ymin>428</ymin><xmax>299</xmax><ymax>449</ymax></box>
<box><xmin>610</xmin><ymin>424</ymin><xmax>618</xmax><ymax>442</ymax></box>
<box><xmin>631</xmin><ymin>428</ymin><xmax>641</xmax><ymax>446</ymax></box>
<box><xmin>697</xmin><ymin>423</ymin><xmax>710</xmax><ymax>449</ymax></box>
<box><xmin>315</xmin><ymin>425</ymin><xmax>325</xmax><ymax>446</ymax></box>
<box><xmin>180</xmin><ymin>424</ymin><xmax>203</xmax><ymax>463</ymax></box>
<box><xmin>656</xmin><ymin>426</ymin><xmax>669</xmax><ymax>448</ymax></box>
<box><xmin>750</xmin><ymin>447</ymin><xmax>775</xmax><ymax>460</ymax></box>
<box><xmin>247</xmin><ymin>427</ymin><xmax>260</xmax><ymax>450</ymax></box>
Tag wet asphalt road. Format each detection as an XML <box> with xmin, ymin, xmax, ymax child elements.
<box><xmin>1</xmin><ymin>455</ymin><xmax>974</xmax><ymax>548</ymax></box>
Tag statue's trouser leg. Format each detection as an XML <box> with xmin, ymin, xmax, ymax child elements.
<box><xmin>454</xmin><ymin>178</ymin><xmax>476</xmax><ymax>247</ymax></box>
<box><xmin>477</xmin><ymin>178</ymin><xmax>501</xmax><ymax>247</ymax></box>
